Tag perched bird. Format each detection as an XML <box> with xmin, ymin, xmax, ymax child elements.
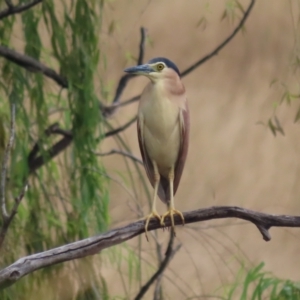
<box><xmin>124</xmin><ymin>57</ymin><xmax>189</xmax><ymax>238</ymax></box>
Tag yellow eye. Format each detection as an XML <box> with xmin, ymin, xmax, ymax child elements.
<box><xmin>156</xmin><ymin>63</ymin><xmax>165</xmax><ymax>71</ymax></box>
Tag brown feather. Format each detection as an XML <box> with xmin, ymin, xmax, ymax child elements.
<box><xmin>173</xmin><ymin>105</ymin><xmax>189</xmax><ymax>196</ymax></box>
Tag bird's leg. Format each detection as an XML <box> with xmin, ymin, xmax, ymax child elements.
<box><xmin>160</xmin><ymin>167</ymin><xmax>184</xmax><ymax>236</ymax></box>
<box><xmin>144</xmin><ymin>161</ymin><xmax>162</xmax><ymax>241</ymax></box>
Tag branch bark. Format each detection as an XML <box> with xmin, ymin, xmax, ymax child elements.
<box><xmin>0</xmin><ymin>205</ymin><xmax>299</xmax><ymax>289</ymax></box>
<box><xmin>134</xmin><ymin>231</ymin><xmax>181</xmax><ymax>300</ymax></box>
<box><xmin>0</xmin><ymin>0</ymin><xmax>43</xmax><ymax>20</ymax></box>
<box><xmin>0</xmin><ymin>46</ymin><xmax>68</xmax><ymax>88</ymax></box>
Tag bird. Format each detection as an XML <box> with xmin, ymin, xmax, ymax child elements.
<box><xmin>124</xmin><ymin>57</ymin><xmax>189</xmax><ymax>239</ymax></box>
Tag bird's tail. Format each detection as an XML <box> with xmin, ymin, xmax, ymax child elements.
<box><xmin>157</xmin><ymin>176</ymin><xmax>170</xmax><ymax>204</ymax></box>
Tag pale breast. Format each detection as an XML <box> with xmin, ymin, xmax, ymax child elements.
<box><xmin>139</xmin><ymin>83</ymin><xmax>181</xmax><ymax>177</ymax></box>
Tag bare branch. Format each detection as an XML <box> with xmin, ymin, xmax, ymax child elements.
<box><xmin>112</xmin><ymin>27</ymin><xmax>146</xmax><ymax>105</ymax></box>
<box><xmin>134</xmin><ymin>232</ymin><xmax>181</xmax><ymax>300</ymax></box>
<box><xmin>117</xmin><ymin>0</ymin><xmax>256</xmax><ymax>109</ymax></box>
<box><xmin>0</xmin><ymin>103</ymin><xmax>15</xmax><ymax>220</ymax></box>
<box><xmin>181</xmin><ymin>0</ymin><xmax>255</xmax><ymax>77</ymax></box>
<box><xmin>27</xmin><ymin>123</ymin><xmax>73</xmax><ymax>173</ymax></box>
<box><xmin>94</xmin><ymin>149</ymin><xmax>143</xmax><ymax>165</ymax></box>
<box><xmin>28</xmin><ymin>135</ymin><xmax>72</xmax><ymax>173</ymax></box>
<box><xmin>101</xmin><ymin>27</ymin><xmax>147</xmax><ymax>118</ymax></box>
<box><xmin>27</xmin><ymin>116</ymin><xmax>136</xmax><ymax>173</ymax></box>
<box><xmin>0</xmin><ymin>46</ymin><xmax>67</xmax><ymax>88</ymax></box>
<box><xmin>0</xmin><ymin>0</ymin><xmax>43</xmax><ymax>20</ymax></box>
<box><xmin>4</xmin><ymin>0</ymin><xmax>13</xmax><ymax>9</ymax></box>
<box><xmin>104</xmin><ymin>116</ymin><xmax>137</xmax><ymax>138</ymax></box>
<box><xmin>0</xmin><ymin>205</ymin><xmax>300</xmax><ymax>289</ymax></box>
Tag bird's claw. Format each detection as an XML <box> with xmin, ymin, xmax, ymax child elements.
<box><xmin>144</xmin><ymin>211</ymin><xmax>162</xmax><ymax>241</ymax></box>
<box><xmin>160</xmin><ymin>208</ymin><xmax>185</xmax><ymax>236</ymax></box>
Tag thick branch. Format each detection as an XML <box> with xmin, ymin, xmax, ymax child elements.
<box><xmin>27</xmin><ymin>123</ymin><xmax>73</xmax><ymax>173</ymax></box>
<box><xmin>28</xmin><ymin>117</ymin><xmax>136</xmax><ymax>173</ymax></box>
<box><xmin>0</xmin><ymin>0</ymin><xmax>43</xmax><ymax>20</ymax></box>
<box><xmin>28</xmin><ymin>135</ymin><xmax>73</xmax><ymax>173</ymax></box>
<box><xmin>0</xmin><ymin>46</ymin><xmax>67</xmax><ymax>88</ymax></box>
<box><xmin>0</xmin><ymin>205</ymin><xmax>299</xmax><ymax>289</ymax></box>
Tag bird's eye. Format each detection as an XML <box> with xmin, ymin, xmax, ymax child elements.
<box><xmin>156</xmin><ymin>63</ymin><xmax>165</xmax><ymax>71</ymax></box>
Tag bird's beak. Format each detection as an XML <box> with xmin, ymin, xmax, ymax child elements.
<box><xmin>124</xmin><ymin>64</ymin><xmax>153</xmax><ymax>75</ymax></box>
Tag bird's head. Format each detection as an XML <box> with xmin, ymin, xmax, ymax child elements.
<box><xmin>124</xmin><ymin>57</ymin><xmax>180</xmax><ymax>82</ymax></box>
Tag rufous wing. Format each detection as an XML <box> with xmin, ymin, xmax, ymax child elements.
<box><xmin>173</xmin><ymin>104</ymin><xmax>189</xmax><ymax>195</ymax></box>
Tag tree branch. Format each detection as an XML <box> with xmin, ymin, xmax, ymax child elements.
<box><xmin>0</xmin><ymin>205</ymin><xmax>299</xmax><ymax>289</ymax></box>
<box><xmin>94</xmin><ymin>149</ymin><xmax>143</xmax><ymax>165</ymax></box>
<box><xmin>101</xmin><ymin>27</ymin><xmax>147</xmax><ymax>118</ymax></box>
<box><xmin>0</xmin><ymin>103</ymin><xmax>28</xmax><ymax>248</ymax></box>
<box><xmin>118</xmin><ymin>0</ymin><xmax>256</xmax><ymax>108</ymax></box>
<box><xmin>134</xmin><ymin>232</ymin><xmax>181</xmax><ymax>300</ymax></box>
<box><xmin>0</xmin><ymin>103</ymin><xmax>15</xmax><ymax>220</ymax></box>
<box><xmin>0</xmin><ymin>0</ymin><xmax>43</xmax><ymax>20</ymax></box>
<box><xmin>181</xmin><ymin>0</ymin><xmax>255</xmax><ymax>77</ymax></box>
<box><xmin>27</xmin><ymin>117</ymin><xmax>136</xmax><ymax>173</ymax></box>
<box><xmin>0</xmin><ymin>46</ymin><xmax>67</xmax><ymax>88</ymax></box>
<box><xmin>104</xmin><ymin>116</ymin><xmax>137</xmax><ymax>138</ymax></box>
<box><xmin>0</xmin><ymin>182</ymin><xmax>28</xmax><ymax>248</ymax></box>
<box><xmin>27</xmin><ymin>123</ymin><xmax>73</xmax><ymax>173</ymax></box>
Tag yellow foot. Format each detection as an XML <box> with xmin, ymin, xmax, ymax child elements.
<box><xmin>144</xmin><ymin>211</ymin><xmax>162</xmax><ymax>241</ymax></box>
<box><xmin>160</xmin><ymin>209</ymin><xmax>185</xmax><ymax>236</ymax></box>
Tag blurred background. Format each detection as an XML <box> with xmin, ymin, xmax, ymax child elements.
<box><xmin>102</xmin><ymin>0</ymin><xmax>300</xmax><ymax>298</ymax></box>
<box><xmin>1</xmin><ymin>0</ymin><xmax>300</xmax><ymax>299</ymax></box>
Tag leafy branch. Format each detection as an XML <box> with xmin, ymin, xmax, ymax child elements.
<box><xmin>0</xmin><ymin>104</ymin><xmax>27</xmax><ymax>248</ymax></box>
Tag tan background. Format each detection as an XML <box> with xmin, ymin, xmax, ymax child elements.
<box><xmin>99</xmin><ymin>0</ymin><xmax>300</xmax><ymax>298</ymax></box>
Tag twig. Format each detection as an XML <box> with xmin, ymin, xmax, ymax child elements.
<box><xmin>181</xmin><ymin>0</ymin><xmax>255</xmax><ymax>77</ymax></box>
<box><xmin>94</xmin><ymin>149</ymin><xmax>143</xmax><ymax>165</ymax></box>
<box><xmin>112</xmin><ymin>27</ymin><xmax>146</xmax><ymax>105</ymax></box>
<box><xmin>0</xmin><ymin>104</ymin><xmax>28</xmax><ymax>248</ymax></box>
<box><xmin>134</xmin><ymin>232</ymin><xmax>181</xmax><ymax>300</ymax></box>
<box><xmin>153</xmin><ymin>241</ymin><xmax>164</xmax><ymax>300</ymax></box>
<box><xmin>0</xmin><ymin>46</ymin><xmax>67</xmax><ymax>88</ymax></box>
<box><xmin>0</xmin><ymin>0</ymin><xmax>43</xmax><ymax>20</ymax></box>
<box><xmin>0</xmin><ymin>205</ymin><xmax>300</xmax><ymax>289</ymax></box>
<box><xmin>104</xmin><ymin>116</ymin><xmax>137</xmax><ymax>138</ymax></box>
<box><xmin>27</xmin><ymin>117</ymin><xmax>136</xmax><ymax>173</ymax></box>
<box><xmin>0</xmin><ymin>103</ymin><xmax>15</xmax><ymax>220</ymax></box>
<box><xmin>116</xmin><ymin>0</ymin><xmax>256</xmax><ymax>109</ymax></box>
<box><xmin>0</xmin><ymin>182</ymin><xmax>28</xmax><ymax>248</ymax></box>
<box><xmin>101</xmin><ymin>27</ymin><xmax>147</xmax><ymax>118</ymax></box>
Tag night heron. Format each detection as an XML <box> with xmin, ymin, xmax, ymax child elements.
<box><xmin>124</xmin><ymin>57</ymin><xmax>189</xmax><ymax>239</ymax></box>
